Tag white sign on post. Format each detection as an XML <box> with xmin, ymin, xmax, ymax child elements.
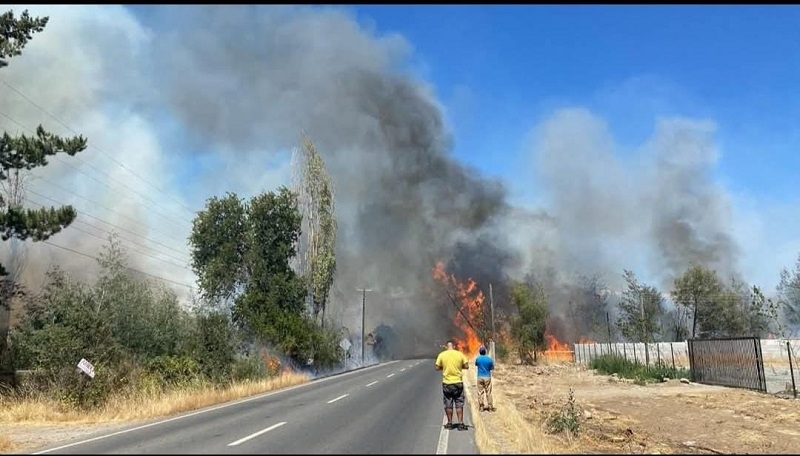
<box><xmin>339</xmin><ymin>338</ymin><xmax>351</xmax><ymax>352</ymax></box>
<box><xmin>77</xmin><ymin>358</ymin><xmax>95</xmax><ymax>379</ymax></box>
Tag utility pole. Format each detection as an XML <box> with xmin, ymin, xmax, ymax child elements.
<box><xmin>489</xmin><ymin>283</ymin><xmax>496</xmax><ymax>342</ymax></box>
<box><xmin>357</xmin><ymin>288</ymin><xmax>372</xmax><ymax>364</ymax></box>
<box><xmin>489</xmin><ymin>283</ymin><xmax>496</xmax><ymax>360</ymax></box>
<box><xmin>639</xmin><ymin>291</ymin><xmax>650</xmax><ymax>365</ymax></box>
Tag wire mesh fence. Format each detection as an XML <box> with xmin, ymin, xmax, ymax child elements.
<box><xmin>574</xmin><ymin>338</ymin><xmax>800</xmax><ymax>395</ymax></box>
<box><xmin>687</xmin><ymin>337</ymin><xmax>766</xmax><ymax>392</ymax></box>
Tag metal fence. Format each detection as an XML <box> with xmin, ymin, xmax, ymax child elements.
<box><xmin>573</xmin><ymin>341</ymin><xmax>691</xmax><ymax>369</ymax></box>
<box><xmin>687</xmin><ymin>337</ymin><xmax>767</xmax><ymax>392</ymax></box>
<box><xmin>574</xmin><ymin>338</ymin><xmax>799</xmax><ymax>395</ymax></box>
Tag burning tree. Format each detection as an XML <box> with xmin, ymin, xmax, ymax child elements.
<box><xmin>432</xmin><ymin>261</ymin><xmax>486</xmax><ymax>357</ymax></box>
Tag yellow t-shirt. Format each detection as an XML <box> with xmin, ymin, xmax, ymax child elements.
<box><xmin>435</xmin><ymin>349</ymin><xmax>469</xmax><ymax>384</ymax></box>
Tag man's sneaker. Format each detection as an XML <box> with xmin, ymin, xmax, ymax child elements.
<box><xmin>456</xmin><ymin>423</ymin><xmax>469</xmax><ymax>431</ymax></box>
<box><xmin>444</xmin><ymin>423</ymin><xmax>454</xmax><ymax>430</ymax></box>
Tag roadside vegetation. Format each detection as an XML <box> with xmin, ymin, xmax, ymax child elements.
<box><xmin>0</xmin><ymin>8</ymin><xmax>343</xmax><ymax>427</ymax></box>
<box><xmin>589</xmin><ymin>354</ymin><xmax>690</xmax><ymax>384</ymax></box>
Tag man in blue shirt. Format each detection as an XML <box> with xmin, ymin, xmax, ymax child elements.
<box><xmin>474</xmin><ymin>345</ymin><xmax>495</xmax><ymax>412</ymax></box>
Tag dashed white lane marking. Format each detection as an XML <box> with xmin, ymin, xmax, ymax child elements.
<box><xmin>387</xmin><ymin>373</ymin><xmax>395</xmax><ymax>378</ymax></box>
<box><xmin>327</xmin><ymin>394</ymin><xmax>349</xmax><ymax>404</ymax></box>
<box><xmin>32</xmin><ymin>361</ymin><xmax>398</xmax><ymax>454</ymax></box>
<box><xmin>400</xmin><ymin>368</ymin><xmax>406</xmax><ymax>372</ymax></box>
<box><xmin>436</xmin><ymin>415</ymin><xmax>449</xmax><ymax>454</ymax></box>
<box><xmin>366</xmin><ymin>381</ymin><xmax>378</xmax><ymax>387</ymax></box>
<box><xmin>227</xmin><ymin>422</ymin><xmax>287</xmax><ymax>447</ymax></box>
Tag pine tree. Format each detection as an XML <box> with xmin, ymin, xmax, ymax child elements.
<box><xmin>0</xmin><ymin>9</ymin><xmax>87</xmax><ymax>284</ymax></box>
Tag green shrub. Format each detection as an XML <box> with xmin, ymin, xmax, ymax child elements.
<box><xmin>55</xmin><ymin>361</ymin><xmax>135</xmax><ymax>410</ymax></box>
<box><xmin>495</xmin><ymin>342</ymin><xmax>509</xmax><ymax>362</ymax></box>
<box><xmin>589</xmin><ymin>354</ymin><xmax>690</xmax><ymax>383</ymax></box>
<box><xmin>547</xmin><ymin>388</ymin><xmax>580</xmax><ymax>436</ymax></box>
<box><xmin>231</xmin><ymin>355</ymin><xmax>268</xmax><ymax>382</ymax></box>
<box><xmin>144</xmin><ymin>355</ymin><xmax>202</xmax><ymax>388</ymax></box>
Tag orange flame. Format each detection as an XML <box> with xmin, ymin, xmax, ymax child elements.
<box><xmin>432</xmin><ymin>261</ymin><xmax>484</xmax><ymax>358</ymax></box>
<box><xmin>540</xmin><ymin>329</ymin><xmax>574</xmax><ymax>362</ymax></box>
<box><xmin>260</xmin><ymin>349</ymin><xmax>288</xmax><ymax>375</ymax></box>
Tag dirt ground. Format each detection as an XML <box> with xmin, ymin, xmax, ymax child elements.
<box><xmin>0</xmin><ymin>421</ymin><xmax>141</xmax><ymax>454</ymax></box>
<box><xmin>476</xmin><ymin>361</ymin><xmax>800</xmax><ymax>454</ymax></box>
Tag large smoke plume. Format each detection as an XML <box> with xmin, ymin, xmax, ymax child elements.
<box><xmin>1</xmin><ymin>5</ymin><xmax>750</xmax><ymax>350</ymax></box>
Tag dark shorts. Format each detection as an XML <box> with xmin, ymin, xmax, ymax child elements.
<box><xmin>442</xmin><ymin>382</ymin><xmax>465</xmax><ymax>408</ymax></box>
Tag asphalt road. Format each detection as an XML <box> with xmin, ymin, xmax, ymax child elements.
<box><xmin>30</xmin><ymin>360</ymin><xmax>478</xmax><ymax>455</ymax></box>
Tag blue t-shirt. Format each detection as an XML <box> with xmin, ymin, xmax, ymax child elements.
<box><xmin>475</xmin><ymin>354</ymin><xmax>494</xmax><ymax>378</ymax></box>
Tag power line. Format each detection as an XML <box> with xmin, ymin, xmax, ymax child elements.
<box><xmin>61</xmin><ymin>220</ymin><xmax>190</xmax><ymax>271</ymax></box>
<box><xmin>40</xmin><ymin>239</ymin><xmax>196</xmax><ymax>290</ymax></box>
<box><xmin>0</xmin><ymin>78</ymin><xmax>198</xmax><ymax>216</ymax></box>
<box><xmin>26</xmin><ymin>189</ymin><xmax>191</xmax><ymax>260</ymax></box>
<box><xmin>28</xmin><ymin>173</ymin><xmax>190</xmax><ymax>248</ymax></box>
<box><xmin>72</xmin><ymin>219</ymin><xmax>190</xmax><ymax>264</ymax></box>
<box><xmin>0</xmin><ymin>111</ymin><xmax>194</xmax><ymax>228</ymax></box>
<box><xmin>25</xmin><ymin>196</ymin><xmax>190</xmax><ymax>267</ymax></box>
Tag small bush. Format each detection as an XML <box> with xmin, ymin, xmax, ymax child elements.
<box><xmin>231</xmin><ymin>355</ymin><xmax>268</xmax><ymax>382</ymax></box>
<box><xmin>144</xmin><ymin>355</ymin><xmax>202</xmax><ymax>388</ymax></box>
<box><xmin>547</xmin><ymin>388</ymin><xmax>580</xmax><ymax>436</ymax></box>
<box><xmin>56</xmin><ymin>362</ymin><xmax>132</xmax><ymax>410</ymax></box>
<box><xmin>495</xmin><ymin>342</ymin><xmax>509</xmax><ymax>362</ymax></box>
<box><xmin>590</xmin><ymin>354</ymin><xmax>690</xmax><ymax>383</ymax></box>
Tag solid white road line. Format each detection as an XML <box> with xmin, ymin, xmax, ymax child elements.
<box><xmin>227</xmin><ymin>422</ymin><xmax>287</xmax><ymax>447</ymax></box>
<box><xmin>31</xmin><ymin>361</ymin><xmax>398</xmax><ymax>454</ymax></box>
<box><xmin>387</xmin><ymin>373</ymin><xmax>395</xmax><ymax>378</ymax></box>
<box><xmin>327</xmin><ymin>394</ymin><xmax>349</xmax><ymax>404</ymax></box>
<box><xmin>436</xmin><ymin>415</ymin><xmax>449</xmax><ymax>454</ymax></box>
<box><xmin>366</xmin><ymin>381</ymin><xmax>379</xmax><ymax>387</ymax></box>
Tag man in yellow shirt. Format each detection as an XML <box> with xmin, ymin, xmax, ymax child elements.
<box><xmin>434</xmin><ymin>340</ymin><xmax>470</xmax><ymax>431</ymax></box>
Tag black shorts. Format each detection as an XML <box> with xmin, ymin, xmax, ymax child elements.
<box><xmin>442</xmin><ymin>382</ymin><xmax>465</xmax><ymax>408</ymax></box>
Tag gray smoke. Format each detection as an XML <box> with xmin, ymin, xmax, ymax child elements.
<box><xmin>149</xmin><ymin>6</ymin><xmax>513</xmax><ymax>344</ymax></box>
<box><xmin>645</xmin><ymin>118</ymin><xmax>740</xmax><ymax>283</ymax></box>
<box><xmin>525</xmin><ymin>108</ymin><xmax>741</xmax><ymax>338</ymax></box>
<box><xmin>0</xmin><ymin>6</ymin><xmax>748</xmax><ymax>349</ymax></box>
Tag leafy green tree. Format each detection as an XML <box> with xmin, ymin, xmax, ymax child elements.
<box><xmin>94</xmin><ymin>235</ymin><xmax>194</xmax><ymax>360</ymax></box>
<box><xmin>190</xmin><ymin>186</ymin><xmax>339</xmax><ymax>368</ymax></box>
<box><xmin>672</xmin><ymin>265</ymin><xmax>761</xmax><ymax>338</ymax></box>
<box><xmin>293</xmin><ymin>133</ymin><xmax>337</xmax><ymax>325</ymax></box>
<box><xmin>509</xmin><ymin>279</ymin><xmax>548</xmax><ymax>364</ymax></box>
<box><xmin>660</xmin><ymin>306</ymin><xmax>691</xmax><ymax>342</ymax></box>
<box><xmin>746</xmin><ymin>285</ymin><xmax>782</xmax><ymax>337</ymax></box>
<box><xmin>777</xmin><ymin>253</ymin><xmax>800</xmax><ymax>333</ymax></box>
<box><xmin>188</xmin><ymin>192</ymin><xmax>248</xmax><ymax>304</ymax></box>
<box><xmin>564</xmin><ymin>274</ymin><xmax>611</xmax><ymax>342</ymax></box>
<box><xmin>616</xmin><ymin>269</ymin><xmax>665</xmax><ymax>343</ymax></box>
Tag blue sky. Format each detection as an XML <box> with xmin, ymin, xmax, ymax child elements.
<box><xmin>342</xmin><ymin>5</ymin><xmax>800</xmax><ymax>204</ymax></box>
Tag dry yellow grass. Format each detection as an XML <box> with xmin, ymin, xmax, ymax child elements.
<box><xmin>0</xmin><ymin>372</ymin><xmax>309</xmax><ymax>425</ymax></box>
<box><xmin>465</xmin><ymin>362</ymin><xmax>562</xmax><ymax>454</ymax></box>
<box><xmin>0</xmin><ymin>434</ymin><xmax>13</xmax><ymax>453</ymax></box>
